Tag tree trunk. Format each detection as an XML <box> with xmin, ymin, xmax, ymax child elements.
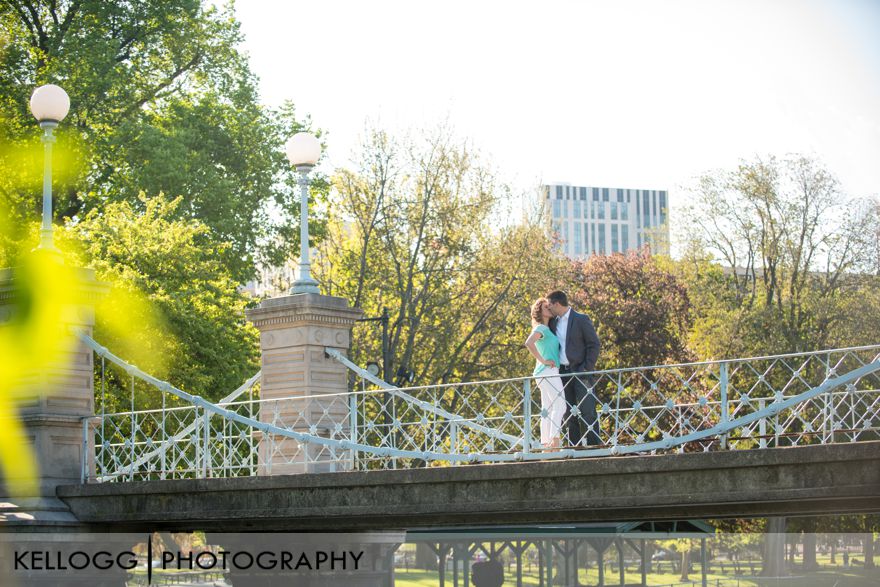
<box><xmin>761</xmin><ymin>517</ymin><xmax>787</xmax><ymax>577</ymax></box>
<box><xmin>803</xmin><ymin>531</ymin><xmax>818</xmax><ymax>571</ymax></box>
<box><xmin>864</xmin><ymin>533</ymin><xmax>875</xmax><ymax>569</ymax></box>
<box><xmin>679</xmin><ymin>549</ymin><xmax>690</xmax><ymax>581</ymax></box>
<box><xmin>830</xmin><ymin>538</ymin><xmax>836</xmax><ymax>564</ymax></box>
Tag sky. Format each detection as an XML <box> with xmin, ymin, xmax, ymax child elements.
<box><xmin>233</xmin><ymin>0</ymin><xmax>880</xmax><ymax>211</ymax></box>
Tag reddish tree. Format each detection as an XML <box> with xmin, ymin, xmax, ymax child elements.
<box><xmin>568</xmin><ymin>250</ymin><xmax>693</xmax><ymax>370</ymax></box>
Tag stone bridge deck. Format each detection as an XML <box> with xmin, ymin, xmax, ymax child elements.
<box><xmin>57</xmin><ymin>442</ymin><xmax>880</xmax><ymax>532</ymax></box>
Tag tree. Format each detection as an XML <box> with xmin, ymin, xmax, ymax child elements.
<box><xmin>710</xmin><ymin>518</ymin><xmax>765</xmax><ymax>574</ymax></box>
<box><xmin>680</xmin><ymin>155</ymin><xmax>878</xmax><ymax>356</ymax></box>
<box><xmin>315</xmin><ymin>126</ymin><xmax>564</xmax><ymax>386</ymax></box>
<box><xmin>790</xmin><ymin>514</ymin><xmax>880</xmax><ymax>570</ymax></box>
<box><xmin>62</xmin><ymin>193</ymin><xmax>259</xmax><ymax>407</ymax></box>
<box><xmin>567</xmin><ymin>250</ymin><xmax>693</xmax><ymax>370</ymax></box>
<box><xmin>655</xmin><ymin>538</ymin><xmax>696</xmax><ymax>581</ymax></box>
<box><xmin>0</xmin><ymin>0</ymin><xmax>319</xmax><ymax>281</ymax></box>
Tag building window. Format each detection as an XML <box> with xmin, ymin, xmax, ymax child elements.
<box><xmin>574</xmin><ymin>223</ymin><xmax>582</xmax><ymax>255</ymax></box>
<box><xmin>653</xmin><ymin>191</ymin><xmax>659</xmax><ymax>225</ymax></box>
<box><xmin>598</xmin><ymin>224</ymin><xmax>606</xmax><ymax>254</ymax></box>
<box><xmin>597</xmin><ymin>202</ymin><xmax>605</xmax><ymax>219</ymax></box>
<box><xmin>553</xmin><ymin>200</ymin><xmax>561</xmax><ymax>218</ymax></box>
<box><xmin>563</xmin><ymin>222</ymin><xmax>569</xmax><ymax>251</ymax></box>
<box><xmin>637</xmin><ymin>231</ymin><xmax>642</xmax><ymax>248</ymax></box>
<box><xmin>610</xmin><ymin>201</ymin><xmax>618</xmax><ymax>220</ymax></box>
<box><xmin>591</xmin><ymin>223</ymin><xmax>596</xmax><ymax>253</ymax></box>
<box><xmin>573</xmin><ymin>198</ymin><xmax>581</xmax><ymax>218</ymax></box>
<box><xmin>556</xmin><ymin>185</ymin><xmax>563</xmax><ymax>199</ymax></box>
<box><xmin>617</xmin><ymin>189</ymin><xmax>624</xmax><ymax>202</ymax></box>
<box><xmin>611</xmin><ymin>224</ymin><xmax>619</xmax><ymax>253</ymax></box>
<box><xmin>621</xmin><ymin>201</ymin><xmax>629</xmax><ymax>221</ymax></box>
<box><xmin>643</xmin><ymin>191</ymin><xmax>650</xmax><ymax>227</ymax></box>
<box><xmin>602</xmin><ymin>188</ymin><xmax>609</xmax><ymax>201</ymax></box>
<box><xmin>585</xmin><ymin>224</ymin><xmax>590</xmax><ymax>253</ymax></box>
<box><xmin>659</xmin><ymin>191</ymin><xmax>667</xmax><ymax>225</ymax></box>
<box><xmin>622</xmin><ymin>225</ymin><xmax>629</xmax><ymax>251</ymax></box>
<box><xmin>636</xmin><ymin>192</ymin><xmax>641</xmax><ymax>226</ymax></box>
<box><xmin>580</xmin><ymin>187</ymin><xmax>587</xmax><ymax>200</ymax></box>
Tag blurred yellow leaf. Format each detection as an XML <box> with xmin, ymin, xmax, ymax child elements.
<box><xmin>1</xmin><ymin>233</ymin><xmax>163</xmax><ymax>495</ymax></box>
<box><xmin>0</xmin><ymin>248</ymin><xmax>80</xmax><ymax>495</ymax></box>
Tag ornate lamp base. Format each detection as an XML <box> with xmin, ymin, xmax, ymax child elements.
<box><xmin>290</xmin><ymin>278</ymin><xmax>320</xmax><ymax>295</ymax></box>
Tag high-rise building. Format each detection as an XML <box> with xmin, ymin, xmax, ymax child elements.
<box><xmin>241</xmin><ymin>263</ymin><xmax>296</xmax><ymax>298</ymax></box>
<box><xmin>542</xmin><ymin>184</ymin><xmax>670</xmax><ymax>257</ymax></box>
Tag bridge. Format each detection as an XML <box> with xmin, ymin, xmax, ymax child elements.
<box><xmin>55</xmin><ymin>321</ymin><xmax>880</xmax><ymax>531</ymax></box>
<box><xmin>57</xmin><ymin>441</ymin><xmax>880</xmax><ymax>532</ymax></box>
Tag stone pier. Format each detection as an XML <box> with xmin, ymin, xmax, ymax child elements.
<box><xmin>0</xmin><ymin>267</ymin><xmax>131</xmax><ymax>586</ymax></box>
<box><xmin>246</xmin><ymin>293</ymin><xmax>362</xmax><ymax>474</ymax></box>
<box><xmin>0</xmin><ymin>266</ymin><xmax>105</xmax><ymax>527</ymax></box>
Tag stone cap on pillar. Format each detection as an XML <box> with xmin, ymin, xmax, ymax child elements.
<box><xmin>246</xmin><ymin>293</ymin><xmax>363</xmax><ymax>332</ymax></box>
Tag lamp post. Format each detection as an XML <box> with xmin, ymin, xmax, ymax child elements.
<box><xmin>285</xmin><ymin>132</ymin><xmax>321</xmax><ymax>294</ymax></box>
<box><xmin>357</xmin><ymin>308</ymin><xmax>392</xmax><ymax>426</ymax></box>
<box><xmin>29</xmin><ymin>84</ymin><xmax>70</xmax><ymax>251</ymax></box>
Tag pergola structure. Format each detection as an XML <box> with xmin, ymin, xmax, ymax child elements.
<box><xmin>408</xmin><ymin>520</ymin><xmax>716</xmax><ymax>587</ymax></box>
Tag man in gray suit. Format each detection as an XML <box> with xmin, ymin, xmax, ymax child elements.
<box><xmin>546</xmin><ymin>290</ymin><xmax>602</xmax><ymax>446</ymax></box>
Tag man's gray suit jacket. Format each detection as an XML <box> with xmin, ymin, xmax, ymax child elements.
<box><xmin>550</xmin><ymin>309</ymin><xmax>601</xmax><ymax>373</ymax></box>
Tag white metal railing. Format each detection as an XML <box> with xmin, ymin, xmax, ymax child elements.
<box><xmin>82</xmin><ymin>335</ymin><xmax>880</xmax><ymax>482</ymax></box>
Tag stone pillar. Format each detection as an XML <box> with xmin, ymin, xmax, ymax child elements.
<box><xmin>246</xmin><ymin>293</ymin><xmax>362</xmax><ymax>474</ymax></box>
<box><xmin>0</xmin><ymin>266</ymin><xmax>106</xmax><ymax>528</ymax></box>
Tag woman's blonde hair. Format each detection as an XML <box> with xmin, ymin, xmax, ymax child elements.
<box><xmin>530</xmin><ymin>297</ymin><xmax>547</xmax><ymax>325</ymax></box>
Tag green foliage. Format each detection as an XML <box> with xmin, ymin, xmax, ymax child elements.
<box><xmin>316</xmin><ymin>127</ymin><xmax>565</xmax><ymax>386</ymax></box>
<box><xmin>63</xmin><ymin>193</ymin><xmax>259</xmax><ymax>406</ymax></box>
<box><xmin>680</xmin><ymin>156</ymin><xmax>879</xmax><ymax>358</ymax></box>
<box><xmin>0</xmin><ymin>0</ymin><xmax>320</xmax><ymax>282</ymax></box>
<box><xmin>0</xmin><ymin>0</ymin><xmax>326</xmax><ymax>410</ymax></box>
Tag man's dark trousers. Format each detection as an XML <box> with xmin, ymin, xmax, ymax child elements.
<box><xmin>559</xmin><ymin>365</ymin><xmax>600</xmax><ymax>446</ymax></box>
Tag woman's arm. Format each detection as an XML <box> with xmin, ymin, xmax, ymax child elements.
<box><xmin>525</xmin><ymin>330</ymin><xmax>555</xmax><ymax>368</ymax></box>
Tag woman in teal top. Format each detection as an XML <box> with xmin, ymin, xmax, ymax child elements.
<box><xmin>524</xmin><ymin>298</ymin><xmax>566</xmax><ymax>449</ymax></box>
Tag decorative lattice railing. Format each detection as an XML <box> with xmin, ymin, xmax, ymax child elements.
<box><xmin>82</xmin><ymin>335</ymin><xmax>880</xmax><ymax>482</ymax></box>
